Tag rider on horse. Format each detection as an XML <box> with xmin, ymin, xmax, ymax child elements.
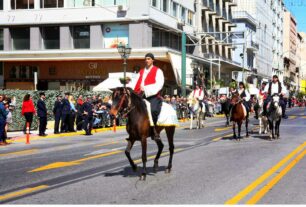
<box><xmin>263</xmin><ymin>75</ymin><xmax>288</xmax><ymax>119</ymax></box>
<box><xmin>254</xmin><ymin>81</ymin><xmax>268</xmax><ymax>119</ymax></box>
<box><xmin>237</xmin><ymin>82</ymin><xmax>251</xmax><ymax>114</ymax></box>
<box><xmin>191</xmin><ymin>84</ymin><xmax>205</xmax><ymax>111</ymax></box>
<box><xmin>134</xmin><ymin>53</ymin><xmax>164</xmax><ymax>141</ymax></box>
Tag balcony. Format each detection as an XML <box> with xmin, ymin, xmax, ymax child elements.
<box><xmin>246</xmin><ymin>41</ymin><xmax>259</xmax><ymax>51</ymax></box>
<box><xmin>202</xmin><ymin>0</ymin><xmax>210</xmax><ymax>10</ymax></box>
<box><xmin>232</xmin><ymin>11</ymin><xmax>257</xmax><ymax>27</ymax></box>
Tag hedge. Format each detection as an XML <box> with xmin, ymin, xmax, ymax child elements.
<box><xmin>2</xmin><ymin>90</ymin><xmax>112</xmax><ymax>131</ymax></box>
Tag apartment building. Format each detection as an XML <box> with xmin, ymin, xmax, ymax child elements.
<box><xmin>233</xmin><ymin>0</ymin><xmax>285</xmax><ymax>82</ymax></box>
<box><xmin>283</xmin><ymin>11</ymin><xmax>298</xmax><ymax>91</ymax></box>
<box><xmin>299</xmin><ymin>32</ymin><xmax>306</xmax><ymax>92</ymax></box>
<box><xmin>0</xmin><ymin>0</ymin><xmax>217</xmax><ymax>94</ymax></box>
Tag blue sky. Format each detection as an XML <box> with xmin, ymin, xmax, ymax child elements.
<box><xmin>284</xmin><ymin>0</ymin><xmax>306</xmax><ymax>32</ymax></box>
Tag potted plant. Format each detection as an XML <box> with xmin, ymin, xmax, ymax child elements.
<box><xmin>119</xmin><ymin>76</ymin><xmax>131</xmax><ymax>85</ymax></box>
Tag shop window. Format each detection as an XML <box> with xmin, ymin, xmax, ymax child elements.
<box><xmin>42</xmin><ymin>26</ymin><xmax>60</xmax><ymax>49</ymax></box>
<box><xmin>11</xmin><ymin>0</ymin><xmax>34</xmax><ymax>9</ymax></box>
<box><xmin>9</xmin><ymin>67</ymin><xmax>17</xmax><ymax>79</ymax></box>
<box><xmin>11</xmin><ymin>27</ymin><xmax>30</xmax><ymax>50</ymax></box>
<box><xmin>40</xmin><ymin>0</ymin><xmax>64</xmax><ymax>8</ymax></box>
<box><xmin>73</xmin><ymin>25</ymin><xmax>90</xmax><ymax>49</ymax></box>
<box><xmin>0</xmin><ymin>29</ymin><xmax>3</xmax><ymax>50</ymax></box>
<box><xmin>9</xmin><ymin>65</ymin><xmax>38</xmax><ymax>80</ymax></box>
<box><xmin>0</xmin><ymin>0</ymin><xmax>3</xmax><ymax>10</ymax></box>
<box><xmin>0</xmin><ymin>63</ymin><xmax>3</xmax><ymax>76</ymax></box>
<box><xmin>19</xmin><ymin>66</ymin><xmax>27</xmax><ymax>79</ymax></box>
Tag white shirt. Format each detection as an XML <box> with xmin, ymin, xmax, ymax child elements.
<box><xmin>238</xmin><ymin>88</ymin><xmax>250</xmax><ymax>101</ymax></box>
<box><xmin>138</xmin><ymin>66</ymin><xmax>164</xmax><ymax>98</ymax></box>
<box><xmin>263</xmin><ymin>81</ymin><xmax>287</xmax><ymax>96</ymax></box>
<box><xmin>192</xmin><ymin>89</ymin><xmax>204</xmax><ymax>101</ymax></box>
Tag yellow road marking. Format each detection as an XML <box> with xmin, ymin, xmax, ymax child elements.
<box><xmin>133</xmin><ymin>148</ymin><xmax>183</xmax><ymax>164</ymax></box>
<box><xmin>94</xmin><ymin>141</ymin><xmax>120</xmax><ymax>147</ymax></box>
<box><xmin>225</xmin><ymin>141</ymin><xmax>306</xmax><ymax>204</ymax></box>
<box><xmin>0</xmin><ymin>185</ymin><xmax>48</xmax><ymax>201</ymax></box>
<box><xmin>246</xmin><ymin>149</ymin><xmax>306</xmax><ymax>204</ymax></box>
<box><xmin>302</xmin><ymin>116</ymin><xmax>306</xmax><ymax>119</ymax></box>
<box><xmin>214</xmin><ymin>127</ymin><xmax>232</xmax><ymax>132</ymax></box>
<box><xmin>212</xmin><ymin>134</ymin><xmax>232</xmax><ymax>142</ymax></box>
<box><xmin>0</xmin><ymin>149</ymin><xmax>38</xmax><ymax>157</ymax></box>
<box><xmin>29</xmin><ymin>150</ymin><xmax>123</xmax><ymax>172</ymax></box>
<box><xmin>288</xmin><ymin>116</ymin><xmax>297</xmax><ymax>120</ymax></box>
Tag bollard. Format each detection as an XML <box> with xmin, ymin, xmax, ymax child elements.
<box><xmin>26</xmin><ymin>122</ymin><xmax>30</xmax><ymax>144</ymax></box>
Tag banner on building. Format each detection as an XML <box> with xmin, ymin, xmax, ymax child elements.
<box><xmin>104</xmin><ymin>24</ymin><xmax>129</xmax><ymax>48</ymax></box>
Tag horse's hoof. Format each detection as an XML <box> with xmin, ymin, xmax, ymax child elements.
<box><xmin>153</xmin><ymin>164</ymin><xmax>159</xmax><ymax>173</ymax></box>
<box><xmin>139</xmin><ymin>174</ymin><xmax>146</xmax><ymax>181</ymax></box>
<box><xmin>246</xmin><ymin>135</ymin><xmax>250</xmax><ymax>138</ymax></box>
<box><xmin>165</xmin><ymin>168</ymin><xmax>171</xmax><ymax>174</ymax></box>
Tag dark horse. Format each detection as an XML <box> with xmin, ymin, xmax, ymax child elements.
<box><xmin>220</xmin><ymin>97</ymin><xmax>231</xmax><ymax>126</ymax></box>
<box><xmin>110</xmin><ymin>87</ymin><xmax>175</xmax><ymax>180</ymax></box>
<box><xmin>230</xmin><ymin>93</ymin><xmax>249</xmax><ymax>140</ymax></box>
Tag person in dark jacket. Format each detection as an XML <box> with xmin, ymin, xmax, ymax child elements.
<box><xmin>60</xmin><ymin>92</ymin><xmax>71</xmax><ymax>133</ymax></box>
<box><xmin>37</xmin><ymin>92</ymin><xmax>48</xmax><ymax>136</ymax></box>
<box><xmin>0</xmin><ymin>95</ymin><xmax>9</xmax><ymax>145</ymax></box>
<box><xmin>82</xmin><ymin>96</ymin><xmax>94</xmax><ymax>136</ymax></box>
<box><xmin>53</xmin><ymin>94</ymin><xmax>62</xmax><ymax>134</ymax></box>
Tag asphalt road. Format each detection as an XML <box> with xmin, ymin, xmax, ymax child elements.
<box><xmin>0</xmin><ymin>107</ymin><xmax>305</xmax><ymax>204</ymax></box>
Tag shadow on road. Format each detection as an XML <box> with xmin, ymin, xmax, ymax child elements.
<box><xmin>104</xmin><ymin>166</ymin><xmax>168</xmax><ymax>178</ymax></box>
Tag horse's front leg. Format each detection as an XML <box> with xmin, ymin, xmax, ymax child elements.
<box><xmin>226</xmin><ymin>114</ymin><xmax>229</xmax><ymax>127</ymax></box>
<box><xmin>276</xmin><ymin>120</ymin><xmax>281</xmax><ymax>139</ymax></box>
<box><xmin>259</xmin><ymin>118</ymin><xmax>262</xmax><ymax>134</ymax></box>
<box><xmin>190</xmin><ymin>113</ymin><xmax>193</xmax><ymax>130</ymax></box>
<box><xmin>140</xmin><ymin>138</ymin><xmax>147</xmax><ymax>181</ymax></box>
<box><xmin>125</xmin><ymin>139</ymin><xmax>137</xmax><ymax>172</ymax></box>
<box><xmin>233</xmin><ymin>122</ymin><xmax>237</xmax><ymax>139</ymax></box>
<box><xmin>238</xmin><ymin>121</ymin><xmax>242</xmax><ymax>140</ymax></box>
<box><xmin>165</xmin><ymin>126</ymin><xmax>175</xmax><ymax>173</ymax></box>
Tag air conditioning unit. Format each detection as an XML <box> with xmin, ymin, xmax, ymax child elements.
<box><xmin>177</xmin><ymin>19</ymin><xmax>185</xmax><ymax>30</ymax></box>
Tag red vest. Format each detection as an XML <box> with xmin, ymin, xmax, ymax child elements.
<box><xmin>134</xmin><ymin>66</ymin><xmax>158</xmax><ymax>93</ymax></box>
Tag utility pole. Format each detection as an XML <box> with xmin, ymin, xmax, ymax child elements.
<box><xmin>181</xmin><ymin>32</ymin><xmax>187</xmax><ymax>97</ymax></box>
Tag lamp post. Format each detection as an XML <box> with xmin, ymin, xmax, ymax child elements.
<box><xmin>191</xmin><ymin>60</ymin><xmax>199</xmax><ymax>88</ymax></box>
<box><xmin>117</xmin><ymin>43</ymin><xmax>132</xmax><ymax>88</ymax></box>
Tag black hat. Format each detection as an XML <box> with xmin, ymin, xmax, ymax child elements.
<box><xmin>39</xmin><ymin>92</ymin><xmax>45</xmax><ymax>96</ymax></box>
<box><xmin>64</xmin><ymin>92</ymin><xmax>70</xmax><ymax>96</ymax></box>
<box><xmin>56</xmin><ymin>94</ymin><xmax>62</xmax><ymax>98</ymax></box>
<box><xmin>145</xmin><ymin>53</ymin><xmax>155</xmax><ymax>60</ymax></box>
<box><xmin>273</xmin><ymin>75</ymin><xmax>278</xmax><ymax>79</ymax></box>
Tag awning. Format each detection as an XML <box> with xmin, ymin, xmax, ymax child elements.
<box><xmin>93</xmin><ymin>72</ymin><xmax>138</xmax><ymax>91</ymax></box>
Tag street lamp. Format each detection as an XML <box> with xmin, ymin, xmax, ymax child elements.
<box><xmin>117</xmin><ymin>43</ymin><xmax>132</xmax><ymax>88</ymax></box>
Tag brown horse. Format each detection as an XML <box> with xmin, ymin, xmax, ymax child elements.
<box><xmin>230</xmin><ymin>93</ymin><xmax>249</xmax><ymax>140</ymax></box>
<box><xmin>110</xmin><ymin>87</ymin><xmax>175</xmax><ymax>180</ymax></box>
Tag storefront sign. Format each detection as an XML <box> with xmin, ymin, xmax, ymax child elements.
<box><xmin>104</xmin><ymin>24</ymin><xmax>129</xmax><ymax>48</ymax></box>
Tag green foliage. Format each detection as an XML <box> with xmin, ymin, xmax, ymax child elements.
<box><xmin>296</xmin><ymin>91</ymin><xmax>306</xmax><ymax>100</ymax></box>
<box><xmin>229</xmin><ymin>81</ymin><xmax>237</xmax><ymax>89</ymax></box>
<box><xmin>2</xmin><ymin>90</ymin><xmax>112</xmax><ymax>131</ymax></box>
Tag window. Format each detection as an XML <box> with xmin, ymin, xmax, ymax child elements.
<box><xmin>0</xmin><ymin>0</ymin><xmax>3</xmax><ymax>10</ymax></box>
<box><xmin>151</xmin><ymin>0</ymin><xmax>157</xmax><ymax>7</ymax></box>
<box><xmin>11</xmin><ymin>27</ymin><xmax>30</xmax><ymax>50</ymax></box>
<box><xmin>73</xmin><ymin>25</ymin><xmax>90</xmax><ymax>49</ymax></box>
<box><xmin>162</xmin><ymin>0</ymin><xmax>168</xmax><ymax>13</ymax></box>
<box><xmin>180</xmin><ymin>7</ymin><xmax>186</xmax><ymax>22</ymax></box>
<box><xmin>11</xmin><ymin>0</ymin><xmax>34</xmax><ymax>9</ymax></box>
<box><xmin>187</xmin><ymin>10</ymin><xmax>193</xmax><ymax>25</ymax></box>
<box><xmin>42</xmin><ymin>26</ymin><xmax>60</xmax><ymax>49</ymax></box>
<box><xmin>171</xmin><ymin>1</ymin><xmax>178</xmax><ymax>17</ymax></box>
<box><xmin>0</xmin><ymin>29</ymin><xmax>3</xmax><ymax>50</ymax></box>
<box><xmin>40</xmin><ymin>0</ymin><xmax>63</xmax><ymax>8</ymax></box>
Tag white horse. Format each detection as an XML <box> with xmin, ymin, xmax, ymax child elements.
<box><xmin>187</xmin><ymin>95</ymin><xmax>205</xmax><ymax>130</ymax></box>
<box><xmin>267</xmin><ymin>94</ymin><xmax>282</xmax><ymax>140</ymax></box>
<box><xmin>257</xmin><ymin>95</ymin><xmax>269</xmax><ymax>134</ymax></box>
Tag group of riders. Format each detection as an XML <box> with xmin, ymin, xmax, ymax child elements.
<box><xmin>131</xmin><ymin>52</ymin><xmax>288</xmax><ymax>141</ymax></box>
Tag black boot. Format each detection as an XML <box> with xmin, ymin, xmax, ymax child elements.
<box><xmin>150</xmin><ymin>126</ymin><xmax>160</xmax><ymax>141</ymax></box>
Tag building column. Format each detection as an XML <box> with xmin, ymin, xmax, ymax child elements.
<box><xmin>129</xmin><ymin>23</ymin><xmax>152</xmax><ymax>48</ymax></box>
<box><xmin>60</xmin><ymin>26</ymin><xmax>72</xmax><ymax>49</ymax></box>
<box><xmin>3</xmin><ymin>0</ymin><xmax>11</xmax><ymax>10</ymax></box>
<box><xmin>30</xmin><ymin>27</ymin><xmax>41</xmax><ymax>50</ymax></box>
<box><xmin>3</xmin><ymin>28</ymin><xmax>11</xmax><ymax>51</ymax></box>
<box><xmin>90</xmin><ymin>25</ymin><xmax>103</xmax><ymax>49</ymax></box>
<box><xmin>34</xmin><ymin>0</ymin><xmax>40</xmax><ymax>9</ymax></box>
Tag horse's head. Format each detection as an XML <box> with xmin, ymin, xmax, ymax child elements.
<box><xmin>110</xmin><ymin>87</ymin><xmax>131</xmax><ymax>116</ymax></box>
<box><xmin>231</xmin><ymin>92</ymin><xmax>240</xmax><ymax>105</ymax></box>
<box><xmin>271</xmin><ymin>94</ymin><xmax>280</xmax><ymax>109</ymax></box>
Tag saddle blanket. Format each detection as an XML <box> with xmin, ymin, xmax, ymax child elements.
<box><xmin>144</xmin><ymin>100</ymin><xmax>179</xmax><ymax>127</ymax></box>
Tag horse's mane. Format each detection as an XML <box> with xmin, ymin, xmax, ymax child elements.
<box><xmin>127</xmin><ymin>88</ymin><xmax>148</xmax><ymax>114</ymax></box>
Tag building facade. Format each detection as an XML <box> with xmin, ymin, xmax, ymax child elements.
<box><xmin>0</xmin><ymin>0</ymin><xmax>213</xmax><ymax>94</ymax></box>
<box><xmin>233</xmin><ymin>0</ymin><xmax>285</xmax><ymax>82</ymax></box>
<box><xmin>299</xmin><ymin>32</ymin><xmax>306</xmax><ymax>93</ymax></box>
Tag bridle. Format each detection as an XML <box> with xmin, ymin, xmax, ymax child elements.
<box><xmin>114</xmin><ymin>88</ymin><xmax>135</xmax><ymax>118</ymax></box>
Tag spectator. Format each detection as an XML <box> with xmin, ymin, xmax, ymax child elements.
<box><xmin>61</xmin><ymin>92</ymin><xmax>71</xmax><ymax>133</ymax></box>
<box><xmin>4</xmin><ymin>100</ymin><xmax>12</xmax><ymax>142</ymax></box>
<box><xmin>21</xmin><ymin>94</ymin><xmax>36</xmax><ymax>134</ymax></box>
<box><xmin>0</xmin><ymin>95</ymin><xmax>8</xmax><ymax>145</ymax></box>
<box><xmin>76</xmin><ymin>95</ymin><xmax>84</xmax><ymax>131</ymax></box>
<box><xmin>53</xmin><ymin>94</ymin><xmax>62</xmax><ymax>134</ymax></box>
<box><xmin>68</xmin><ymin>95</ymin><xmax>77</xmax><ymax>132</ymax></box>
<box><xmin>37</xmin><ymin>92</ymin><xmax>48</xmax><ymax>136</ymax></box>
<box><xmin>82</xmin><ymin>96</ymin><xmax>94</xmax><ymax>136</ymax></box>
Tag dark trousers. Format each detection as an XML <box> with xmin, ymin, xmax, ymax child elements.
<box><xmin>69</xmin><ymin>111</ymin><xmax>76</xmax><ymax>132</ymax></box>
<box><xmin>61</xmin><ymin>114</ymin><xmax>70</xmax><ymax>132</ymax></box>
<box><xmin>0</xmin><ymin>119</ymin><xmax>5</xmax><ymax>142</ymax></box>
<box><xmin>23</xmin><ymin>112</ymin><xmax>33</xmax><ymax>133</ymax></box>
<box><xmin>54</xmin><ymin>115</ymin><xmax>61</xmax><ymax>133</ymax></box>
<box><xmin>76</xmin><ymin>114</ymin><xmax>83</xmax><ymax>130</ymax></box>
<box><xmin>145</xmin><ymin>95</ymin><xmax>162</xmax><ymax>125</ymax></box>
<box><xmin>83</xmin><ymin>116</ymin><xmax>93</xmax><ymax>134</ymax></box>
<box><xmin>39</xmin><ymin>117</ymin><xmax>47</xmax><ymax>135</ymax></box>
